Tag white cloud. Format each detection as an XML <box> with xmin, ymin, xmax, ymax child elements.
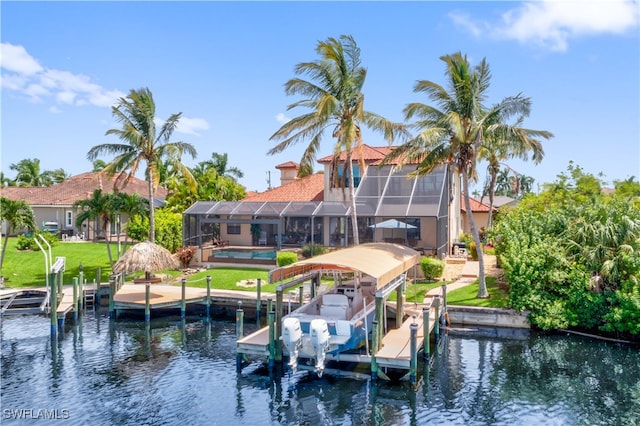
<box><xmin>0</xmin><ymin>43</ymin><xmax>43</xmax><ymax>75</ymax></box>
<box><xmin>175</xmin><ymin>116</ymin><xmax>210</xmax><ymax>136</ymax></box>
<box><xmin>0</xmin><ymin>42</ymin><xmax>125</xmax><ymax>108</ymax></box>
<box><xmin>276</xmin><ymin>112</ymin><xmax>290</xmax><ymax>124</ymax></box>
<box><xmin>451</xmin><ymin>0</ymin><xmax>639</xmax><ymax>52</ymax></box>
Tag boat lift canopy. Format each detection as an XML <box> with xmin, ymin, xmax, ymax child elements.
<box><xmin>269</xmin><ymin>243</ymin><xmax>421</xmax><ymax>290</ymax></box>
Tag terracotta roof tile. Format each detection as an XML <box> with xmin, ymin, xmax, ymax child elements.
<box><xmin>461</xmin><ymin>196</ymin><xmax>493</xmax><ymax>213</ymax></box>
<box><xmin>0</xmin><ymin>171</ymin><xmax>167</xmax><ymax>206</ymax></box>
<box><xmin>317</xmin><ymin>144</ymin><xmax>389</xmax><ymax>163</ymax></box>
<box><xmin>275</xmin><ymin>161</ymin><xmax>300</xmax><ymax>169</ymax></box>
<box><xmin>244</xmin><ymin>173</ymin><xmax>324</xmax><ymax>202</ymax></box>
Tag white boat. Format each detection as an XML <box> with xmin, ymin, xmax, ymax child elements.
<box><xmin>271</xmin><ymin>243</ymin><xmax>421</xmax><ymax>376</ymax></box>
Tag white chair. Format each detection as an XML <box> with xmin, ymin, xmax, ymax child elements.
<box><xmin>258</xmin><ymin>231</ymin><xmax>267</xmax><ymax>246</ymax></box>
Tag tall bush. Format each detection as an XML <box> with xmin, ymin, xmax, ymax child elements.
<box><xmin>420</xmin><ymin>257</ymin><xmax>444</xmax><ymax>281</ymax></box>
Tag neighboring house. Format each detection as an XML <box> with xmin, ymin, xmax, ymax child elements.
<box><xmin>1</xmin><ymin>172</ymin><xmax>166</xmax><ymax>241</ymax></box>
<box><xmin>183</xmin><ymin>144</ymin><xmax>463</xmax><ymax>258</ymax></box>
<box><xmin>460</xmin><ymin>195</ymin><xmax>517</xmax><ymax>235</ymax></box>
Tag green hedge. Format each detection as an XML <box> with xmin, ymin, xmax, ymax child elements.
<box><xmin>277</xmin><ymin>251</ymin><xmax>298</xmax><ymax>267</ymax></box>
<box><xmin>420</xmin><ymin>257</ymin><xmax>445</xmax><ymax>281</ymax></box>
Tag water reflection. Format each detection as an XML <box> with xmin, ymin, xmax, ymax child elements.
<box><xmin>1</xmin><ymin>315</ymin><xmax>638</xmax><ymax>425</ymax></box>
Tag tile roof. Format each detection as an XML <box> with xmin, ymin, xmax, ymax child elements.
<box><xmin>317</xmin><ymin>144</ymin><xmax>390</xmax><ymax>163</ymax></box>
<box><xmin>461</xmin><ymin>196</ymin><xmax>494</xmax><ymax>213</ymax></box>
<box><xmin>0</xmin><ymin>172</ymin><xmax>167</xmax><ymax>206</ymax></box>
<box><xmin>275</xmin><ymin>161</ymin><xmax>300</xmax><ymax>169</ymax></box>
<box><xmin>243</xmin><ymin>173</ymin><xmax>324</xmax><ymax>202</ymax></box>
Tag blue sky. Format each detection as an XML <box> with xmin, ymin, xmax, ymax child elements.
<box><xmin>2</xmin><ymin>1</ymin><xmax>638</xmax><ymax>193</ymax></box>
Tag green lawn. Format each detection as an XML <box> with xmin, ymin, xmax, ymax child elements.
<box><xmin>1</xmin><ymin>238</ymin><xmax>114</xmax><ymax>288</ymax></box>
<box><xmin>446</xmin><ymin>277</ymin><xmax>510</xmax><ymax>308</ymax></box>
<box><xmin>180</xmin><ymin>268</ymin><xmax>274</xmax><ymax>292</ymax></box>
<box><xmin>388</xmin><ymin>280</ymin><xmax>450</xmax><ymax>303</ymax></box>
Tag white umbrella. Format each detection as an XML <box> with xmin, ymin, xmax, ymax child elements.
<box><xmin>369</xmin><ymin>219</ymin><xmax>417</xmax><ymax>244</ymax></box>
<box><xmin>369</xmin><ymin>219</ymin><xmax>417</xmax><ymax>229</ymax></box>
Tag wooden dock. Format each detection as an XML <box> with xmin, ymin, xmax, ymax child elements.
<box><xmin>113</xmin><ymin>284</ymin><xmax>208</xmax><ymax>310</ymax></box>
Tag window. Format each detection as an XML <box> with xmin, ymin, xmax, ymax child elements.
<box><xmin>331</xmin><ymin>165</ymin><xmax>361</xmax><ymax>188</ymax></box>
<box><xmin>65</xmin><ymin>211</ymin><xmax>73</xmax><ymax>227</ymax></box>
<box><xmin>227</xmin><ymin>223</ymin><xmax>241</xmax><ymax>235</ymax></box>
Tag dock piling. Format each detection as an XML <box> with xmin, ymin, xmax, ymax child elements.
<box><xmin>144</xmin><ymin>283</ymin><xmax>151</xmax><ymax>322</ymax></box>
<box><xmin>371</xmin><ymin>320</ymin><xmax>379</xmax><ymax>380</ymax></box>
<box><xmin>72</xmin><ymin>277</ymin><xmax>78</xmax><ymax>323</ymax></box>
<box><xmin>205</xmin><ymin>275</ymin><xmax>211</xmax><ymax>321</ymax></box>
<box><xmin>409</xmin><ymin>319</ymin><xmax>418</xmax><ymax>384</ymax></box>
<box><xmin>181</xmin><ymin>278</ymin><xmax>187</xmax><ymax>319</ymax></box>
<box><xmin>422</xmin><ymin>306</ymin><xmax>430</xmax><ymax>360</ymax></box>
<box><xmin>268</xmin><ymin>309</ymin><xmax>275</xmax><ymax>370</ymax></box>
<box><xmin>434</xmin><ymin>297</ymin><xmax>440</xmax><ymax>340</ymax></box>
<box><xmin>109</xmin><ymin>278</ymin><xmax>116</xmax><ymax>319</ymax></box>
<box><xmin>236</xmin><ymin>301</ymin><xmax>244</xmax><ymax>371</ymax></box>
<box><xmin>78</xmin><ymin>265</ymin><xmax>84</xmax><ymax>310</ymax></box>
<box><xmin>50</xmin><ymin>271</ymin><xmax>58</xmax><ymax>335</ymax></box>
<box><xmin>441</xmin><ymin>284</ymin><xmax>447</xmax><ymax>326</ymax></box>
<box><xmin>256</xmin><ymin>278</ymin><xmax>262</xmax><ymax>324</ymax></box>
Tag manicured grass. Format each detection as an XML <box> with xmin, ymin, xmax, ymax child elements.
<box><xmin>446</xmin><ymin>276</ymin><xmax>510</xmax><ymax>308</ymax></box>
<box><xmin>1</xmin><ymin>238</ymin><xmax>114</xmax><ymax>288</ymax></box>
<box><xmin>388</xmin><ymin>280</ymin><xmax>449</xmax><ymax>303</ymax></box>
<box><xmin>180</xmin><ymin>268</ymin><xmax>273</xmax><ymax>292</ymax></box>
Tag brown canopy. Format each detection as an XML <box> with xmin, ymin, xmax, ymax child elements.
<box><xmin>112</xmin><ymin>241</ymin><xmax>179</xmax><ymax>274</ymax></box>
<box><xmin>269</xmin><ymin>242</ymin><xmax>421</xmax><ymax>289</ymax></box>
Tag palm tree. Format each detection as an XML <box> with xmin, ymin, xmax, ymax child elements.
<box><xmin>268</xmin><ymin>35</ymin><xmax>407</xmax><ymax>245</ymax></box>
<box><xmin>203</xmin><ymin>152</ymin><xmax>244</xmax><ymax>181</ymax></box>
<box><xmin>0</xmin><ymin>197</ymin><xmax>36</xmax><ymax>273</ymax></box>
<box><xmin>87</xmin><ymin>87</ymin><xmax>197</xmax><ymax>242</ymax></box>
<box><xmin>112</xmin><ymin>192</ymin><xmax>149</xmax><ymax>256</ymax></box>
<box><xmin>479</xmin><ymin>114</ymin><xmax>552</xmax><ymax>228</ymax></box>
<box><xmin>384</xmin><ymin>52</ymin><xmax>537</xmax><ymax>298</ymax></box>
<box><xmin>9</xmin><ymin>158</ymin><xmax>57</xmax><ymax>187</ymax></box>
<box><xmin>74</xmin><ymin>189</ymin><xmax>116</xmax><ymax>267</ymax></box>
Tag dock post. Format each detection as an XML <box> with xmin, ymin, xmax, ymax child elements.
<box><xmin>256</xmin><ymin>278</ymin><xmax>262</xmax><ymax>324</ymax></box>
<box><xmin>371</xmin><ymin>320</ymin><xmax>379</xmax><ymax>380</ymax></box>
<box><xmin>433</xmin><ymin>297</ymin><xmax>440</xmax><ymax>341</ymax></box>
<box><xmin>275</xmin><ymin>289</ymin><xmax>283</xmax><ymax>362</ymax></box>
<box><xmin>50</xmin><ymin>271</ymin><xmax>58</xmax><ymax>335</ymax></box>
<box><xmin>78</xmin><ymin>264</ymin><xmax>84</xmax><ymax>310</ymax></box>
<box><xmin>267</xmin><ymin>298</ymin><xmax>273</xmax><ymax>315</ymax></box>
<box><xmin>109</xmin><ymin>278</ymin><xmax>116</xmax><ymax>319</ymax></box>
<box><xmin>144</xmin><ymin>283</ymin><xmax>151</xmax><ymax>323</ymax></box>
<box><xmin>181</xmin><ymin>278</ymin><xmax>187</xmax><ymax>319</ymax></box>
<box><xmin>57</xmin><ymin>270</ymin><xmax>63</xmax><ymax>300</ymax></box>
<box><xmin>298</xmin><ymin>285</ymin><xmax>304</xmax><ymax>309</ymax></box>
<box><xmin>410</xmin><ymin>320</ymin><xmax>418</xmax><ymax>384</ymax></box>
<box><xmin>236</xmin><ymin>301</ymin><xmax>244</xmax><ymax>371</ymax></box>
<box><xmin>441</xmin><ymin>283</ymin><xmax>447</xmax><ymax>326</ymax></box>
<box><xmin>375</xmin><ymin>296</ymin><xmax>384</xmax><ymax>348</ymax></box>
<box><xmin>422</xmin><ymin>306</ymin><xmax>430</xmax><ymax>360</ymax></box>
<box><xmin>72</xmin><ymin>277</ymin><xmax>78</xmax><ymax>323</ymax></box>
<box><xmin>95</xmin><ymin>267</ymin><xmax>101</xmax><ymax>307</ymax></box>
<box><xmin>205</xmin><ymin>275</ymin><xmax>211</xmax><ymax>321</ymax></box>
<box><xmin>396</xmin><ymin>285</ymin><xmax>404</xmax><ymax>327</ymax></box>
<box><xmin>268</xmin><ymin>309</ymin><xmax>276</xmax><ymax>370</ymax></box>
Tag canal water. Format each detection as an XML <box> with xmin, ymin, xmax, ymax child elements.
<box><xmin>1</xmin><ymin>312</ymin><xmax>638</xmax><ymax>425</ymax></box>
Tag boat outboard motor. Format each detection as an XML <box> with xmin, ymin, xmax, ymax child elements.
<box><xmin>310</xmin><ymin>319</ymin><xmax>330</xmax><ymax>377</ymax></box>
<box><xmin>282</xmin><ymin>317</ymin><xmax>302</xmax><ymax>371</ymax></box>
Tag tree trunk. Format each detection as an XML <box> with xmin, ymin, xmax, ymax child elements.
<box><xmin>148</xmin><ymin>170</ymin><xmax>156</xmax><ymax>243</ymax></box>
<box><xmin>0</xmin><ymin>227</ymin><xmax>12</xmax><ymax>273</ymax></box>
<box><xmin>462</xmin><ymin>170</ymin><xmax>488</xmax><ymax>298</ymax></box>
<box><xmin>487</xmin><ymin>171</ymin><xmax>497</xmax><ymax>229</ymax></box>
<box><xmin>348</xmin><ymin>161</ymin><xmax>359</xmax><ymax>246</ymax></box>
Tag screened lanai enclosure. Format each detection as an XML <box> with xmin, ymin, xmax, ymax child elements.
<box><xmin>182</xmin><ymin>165</ymin><xmax>457</xmax><ymax>259</ymax></box>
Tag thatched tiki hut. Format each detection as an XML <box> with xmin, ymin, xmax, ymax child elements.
<box><xmin>113</xmin><ymin>241</ymin><xmax>179</xmax><ymax>282</ymax></box>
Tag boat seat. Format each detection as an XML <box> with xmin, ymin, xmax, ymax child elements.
<box><xmin>320</xmin><ymin>294</ymin><xmax>349</xmax><ymax>320</ymax></box>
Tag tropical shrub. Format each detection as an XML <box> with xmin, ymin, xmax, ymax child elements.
<box><xmin>176</xmin><ymin>246</ymin><xmax>195</xmax><ymax>268</ymax></box>
<box><xmin>420</xmin><ymin>257</ymin><xmax>444</xmax><ymax>281</ymax></box>
<box><xmin>493</xmin><ymin>172</ymin><xmax>640</xmax><ymax>338</ymax></box>
<box><xmin>277</xmin><ymin>251</ymin><xmax>298</xmax><ymax>267</ymax></box>
<box><xmin>301</xmin><ymin>243</ymin><xmax>327</xmax><ymax>258</ymax></box>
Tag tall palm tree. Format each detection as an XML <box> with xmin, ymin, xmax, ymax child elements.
<box><xmin>112</xmin><ymin>192</ymin><xmax>149</xmax><ymax>255</ymax></box>
<box><xmin>480</xmin><ymin>113</ymin><xmax>552</xmax><ymax>228</ymax></box>
<box><xmin>384</xmin><ymin>52</ymin><xmax>537</xmax><ymax>298</ymax></box>
<box><xmin>268</xmin><ymin>35</ymin><xmax>407</xmax><ymax>245</ymax></box>
<box><xmin>74</xmin><ymin>189</ymin><xmax>116</xmax><ymax>267</ymax></box>
<box><xmin>87</xmin><ymin>87</ymin><xmax>197</xmax><ymax>242</ymax></box>
<box><xmin>0</xmin><ymin>197</ymin><xmax>36</xmax><ymax>273</ymax></box>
